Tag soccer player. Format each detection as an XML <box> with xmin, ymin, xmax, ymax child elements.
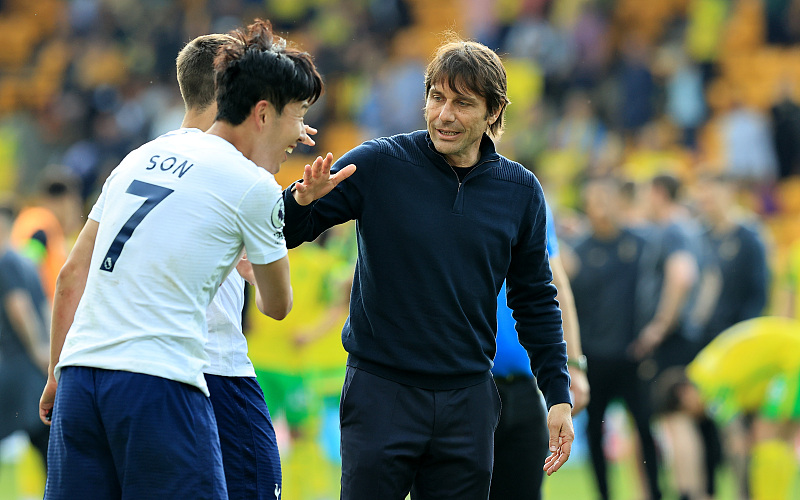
<box><xmin>284</xmin><ymin>35</ymin><xmax>573</xmax><ymax>499</ymax></box>
<box><xmin>37</xmin><ymin>20</ymin><xmax>342</xmax><ymax>499</ymax></box>
<box><xmin>663</xmin><ymin>316</ymin><xmax>800</xmax><ymax>500</ymax></box>
<box><xmin>175</xmin><ymin>32</ymin><xmax>316</xmax><ymax>499</ymax></box>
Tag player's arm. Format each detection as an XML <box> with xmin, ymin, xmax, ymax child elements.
<box><xmin>632</xmin><ymin>250</ymin><xmax>697</xmax><ymax>359</ymax></box>
<box><xmin>4</xmin><ymin>289</ymin><xmax>49</xmax><ymax>372</ymax></box>
<box><xmin>39</xmin><ymin>218</ymin><xmax>97</xmax><ymax>425</ymax></box>
<box><xmin>551</xmin><ymin>254</ymin><xmax>589</xmax><ymax>415</ymax></box>
<box><xmin>250</xmin><ymin>255</ymin><xmax>292</xmax><ymax>320</ymax></box>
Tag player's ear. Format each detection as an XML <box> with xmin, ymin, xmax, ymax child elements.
<box><xmin>253</xmin><ymin>100</ymin><xmax>275</xmax><ymax>129</ymax></box>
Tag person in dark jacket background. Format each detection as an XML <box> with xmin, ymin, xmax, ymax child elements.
<box><xmin>283</xmin><ymin>34</ymin><xmax>573</xmax><ymax>500</ymax></box>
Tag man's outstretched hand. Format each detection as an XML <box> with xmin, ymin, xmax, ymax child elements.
<box><xmin>292</xmin><ymin>153</ymin><xmax>356</xmax><ymax>206</ymax></box>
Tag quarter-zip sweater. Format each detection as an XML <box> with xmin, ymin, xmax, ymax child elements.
<box><xmin>283</xmin><ymin>131</ymin><xmax>570</xmax><ymax>409</ymax></box>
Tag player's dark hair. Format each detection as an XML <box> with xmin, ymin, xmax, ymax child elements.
<box><xmin>424</xmin><ymin>34</ymin><xmax>510</xmax><ymax>139</ymax></box>
<box><xmin>214</xmin><ymin>19</ymin><xmax>323</xmax><ymax>125</ymax></box>
<box><xmin>652</xmin><ymin>173</ymin><xmax>681</xmax><ymax>201</ymax></box>
<box><xmin>39</xmin><ymin>167</ymin><xmax>80</xmax><ymax>199</ymax></box>
<box><xmin>176</xmin><ymin>34</ymin><xmax>235</xmax><ymax>112</ymax></box>
<box><xmin>652</xmin><ymin>366</ymin><xmax>692</xmax><ymax>415</ymax></box>
<box><xmin>0</xmin><ymin>203</ymin><xmax>14</xmax><ymax>222</ymax></box>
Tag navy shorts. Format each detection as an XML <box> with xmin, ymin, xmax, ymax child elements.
<box><xmin>206</xmin><ymin>374</ymin><xmax>282</xmax><ymax>500</ymax></box>
<box><xmin>45</xmin><ymin>366</ymin><xmax>227</xmax><ymax>500</ymax></box>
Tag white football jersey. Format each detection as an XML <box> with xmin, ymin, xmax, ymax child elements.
<box><xmin>204</xmin><ymin>269</ymin><xmax>255</xmax><ymax>377</ymax></box>
<box><xmin>56</xmin><ymin>129</ymin><xmax>287</xmax><ymax>395</ymax></box>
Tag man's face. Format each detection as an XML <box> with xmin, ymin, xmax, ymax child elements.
<box><xmin>424</xmin><ymin>81</ymin><xmax>498</xmax><ymax>168</ymax></box>
<box><xmin>262</xmin><ymin>99</ymin><xmax>309</xmax><ymax>174</ymax></box>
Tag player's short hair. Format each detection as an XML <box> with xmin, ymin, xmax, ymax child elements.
<box><xmin>652</xmin><ymin>173</ymin><xmax>681</xmax><ymax>201</ymax></box>
<box><xmin>176</xmin><ymin>34</ymin><xmax>236</xmax><ymax>112</ymax></box>
<box><xmin>0</xmin><ymin>203</ymin><xmax>14</xmax><ymax>222</ymax></box>
<box><xmin>214</xmin><ymin>19</ymin><xmax>324</xmax><ymax>125</ymax></box>
<box><xmin>424</xmin><ymin>34</ymin><xmax>510</xmax><ymax>139</ymax></box>
<box><xmin>652</xmin><ymin>366</ymin><xmax>692</xmax><ymax>415</ymax></box>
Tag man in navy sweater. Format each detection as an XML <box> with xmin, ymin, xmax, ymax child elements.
<box><xmin>285</xmin><ymin>36</ymin><xmax>573</xmax><ymax>499</ymax></box>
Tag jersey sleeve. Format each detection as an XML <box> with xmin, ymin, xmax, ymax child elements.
<box><xmin>88</xmin><ymin>171</ymin><xmax>114</xmax><ymax>222</ymax></box>
<box><xmin>237</xmin><ymin>176</ymin><xmax>288</xmax><ymax>266</ymax></box>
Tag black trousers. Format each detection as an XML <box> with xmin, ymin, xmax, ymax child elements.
<box><xmin>339</xmin><ymin>366</ymin><xmax>501</xmax><ymax>500</ymax></box>
<box><xmin>490</xmin><ymin>376</ymin><xmax>548</xmax><ymax>500</ymax></box>
<box><xmin>586</xmin><ymin>358</ymin><xmax>662</xmax><ymax>500</ymax></box>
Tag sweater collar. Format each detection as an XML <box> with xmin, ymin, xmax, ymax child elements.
<box><xmin>421</xmin><ymin>131</ymin><xmax>501</xmax><ymax>170</ymax></box>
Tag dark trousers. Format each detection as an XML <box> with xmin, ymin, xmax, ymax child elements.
<box><xmin>339</xmin><ymin>366</ymin><xmax>501</xmax><ymax>500</ymax></box>
<box><xmin>490</xmin><ymin>376</ymin><xmax>548</xmax><ymax>500</ymax></box>
<box><xmin>586</xmin><ymin>358</ymin><xmax>662</xmax><ymax>500</ymax></box>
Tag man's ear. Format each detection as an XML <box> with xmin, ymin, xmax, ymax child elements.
<box><xmin>488</xmin><ymin>105</ymin><xmax>503</xmax><ymax>126</ymax></box>
<box><xmin>253</xmin><ymin>100</ymin><xmax>276</xmax><ymax>130</ymax></box>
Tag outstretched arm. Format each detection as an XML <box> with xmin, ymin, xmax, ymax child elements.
<box><xmin>40</xmin><ymin>219</ymin><xmax>98</xmax><ymax>425</ymax></box>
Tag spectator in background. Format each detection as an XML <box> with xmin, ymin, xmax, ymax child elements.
<box><xmin>618</xmin><ymin>35</ymin><xmax>656</xmax><ymax>138</ymax></box>
<box><xmin>770</xmin><ymin>79</ymin><xmax>800</xmax><ymax>179</ymax></box>
<box><xmin>11</xmin><ymin>169</ymin><xmax>83</xmax><ymax>301</ymax></box>
<box><xmin>665</xmin><ymin>48</ymin><xmax>706</xmax><ymax>150</ymax></box>
<box><xmin>568</xmin><ymin>177</ymin><xmax>662</xmax><ymax>500</ymax></box>
<box><xmin>632</xmin><ymin>173</ymin><xmax>706</xmax><ymax>500</ymax></box>
<box><xmin>720</xmin><ymin>95</ymin><xmax>779</xmax><ymax>187</ymax></box>
<box><xmin>0</xmin><ymin>203</ymin><xmax>51</xmax><ymax>474</ymax></box>
<box><xmin>491</xmin><ymin>202</ymin><xmax>589</xmax><ymax>500</ymax></box>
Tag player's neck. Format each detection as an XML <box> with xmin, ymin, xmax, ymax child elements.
<box><xmin>181</xmin><ymin>107</ymin><xmax>216</xmax><ymax>132</ymax></box>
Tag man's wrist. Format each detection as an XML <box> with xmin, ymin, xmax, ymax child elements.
<box><xmin>567</xmin><ymin>354</ymin><xmax>587</xmax><ymax>372</ymax></box>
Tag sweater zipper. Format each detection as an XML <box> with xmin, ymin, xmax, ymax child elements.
<box><xmin>448</xmin><ymin>158</ymin><xmax>493</xmax><ymax>191</ymax></box>
<box><xmin>448</xmin><ymin>159</ymin><xmax>493</xmax><ymax>215</ymax></box>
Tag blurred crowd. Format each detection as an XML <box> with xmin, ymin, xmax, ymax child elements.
<box><xmin>1</xmin><ymin>0</ymin><xmax>800</xmax><ymax>499</ymax></box>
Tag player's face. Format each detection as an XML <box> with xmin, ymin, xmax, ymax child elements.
<box><xmin>425</xmin><ymin>82</ymin><xmax>499</xmax><ymax>168</ymax></box>
<box><xmin>262</xmin><ymin>99</ymin><xmax>310</xmax><ymax>174</ymax></box>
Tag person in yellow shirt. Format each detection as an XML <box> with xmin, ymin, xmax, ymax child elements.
<box><xmin>657</xmin><ymin>316</ymin><xmax>800</xmax><ymax>500</ymax></box>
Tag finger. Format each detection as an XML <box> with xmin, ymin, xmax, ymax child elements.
<box><xmin>300</xmin><ymin>135</ymin><xmax>316</xmax><ymax>147</ymax></box>
<box><xmin>39</xmin><ymin>405</ymin><xmax>53</xmax><ymax>426</ymax></box>
<box><xmin>305</xmin><ymin>125</ymin><xmax>318</xmax><ymax>136</ymax></box>
<box><xmin>311</xmin><ymin>156</ymin><xmax>324</xmax><ymax>179</ymax></box>
<box><xmin>300</xmin><ymin>163</ymin><xmax>313</xmax><ymax>185</ymax></box>
<box><xmin>548</xmin><ymin>425</ymin><xmax>561</xmax><ymax>455</ymax></box>
<box><xmin>321</xmin><ymin>152</ymin><xmax>334</xmax><ymax>176</ymax></box>
<box><xmin>330</xmin><ymin>164</ymin><xmax>357</xmax><ymax>185</ymax></box>
<box><xmin>543</xmin><ymin>449</ymin><xmax>563</xmax><ymax>475</ymax></box>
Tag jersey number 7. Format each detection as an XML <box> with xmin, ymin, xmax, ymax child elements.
<box><xmin>100</xmin><ymin>180</ymin><xmax>174</xmax><ymax>272</ymax></box>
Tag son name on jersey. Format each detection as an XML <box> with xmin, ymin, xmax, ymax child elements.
<box><xmin>148</xmin><ymin>155</ymin><xmax>193</xmax><ymax>178</ymax></box>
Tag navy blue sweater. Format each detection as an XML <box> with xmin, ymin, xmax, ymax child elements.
<box><xmin>283</xmin><ymin>131</ymin><xmax>570</xmax><ymax>408</ymax></box>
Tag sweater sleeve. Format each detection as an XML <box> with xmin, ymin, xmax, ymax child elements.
<box><xmin>283</xmin><ymin>142</ymin><xmax>375</xmax><ymax>249</ymax></box>
<box><xmin>506</xmin><ymin>182</ymin><xmax>571</xmax><ymax>409</ymax></box>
